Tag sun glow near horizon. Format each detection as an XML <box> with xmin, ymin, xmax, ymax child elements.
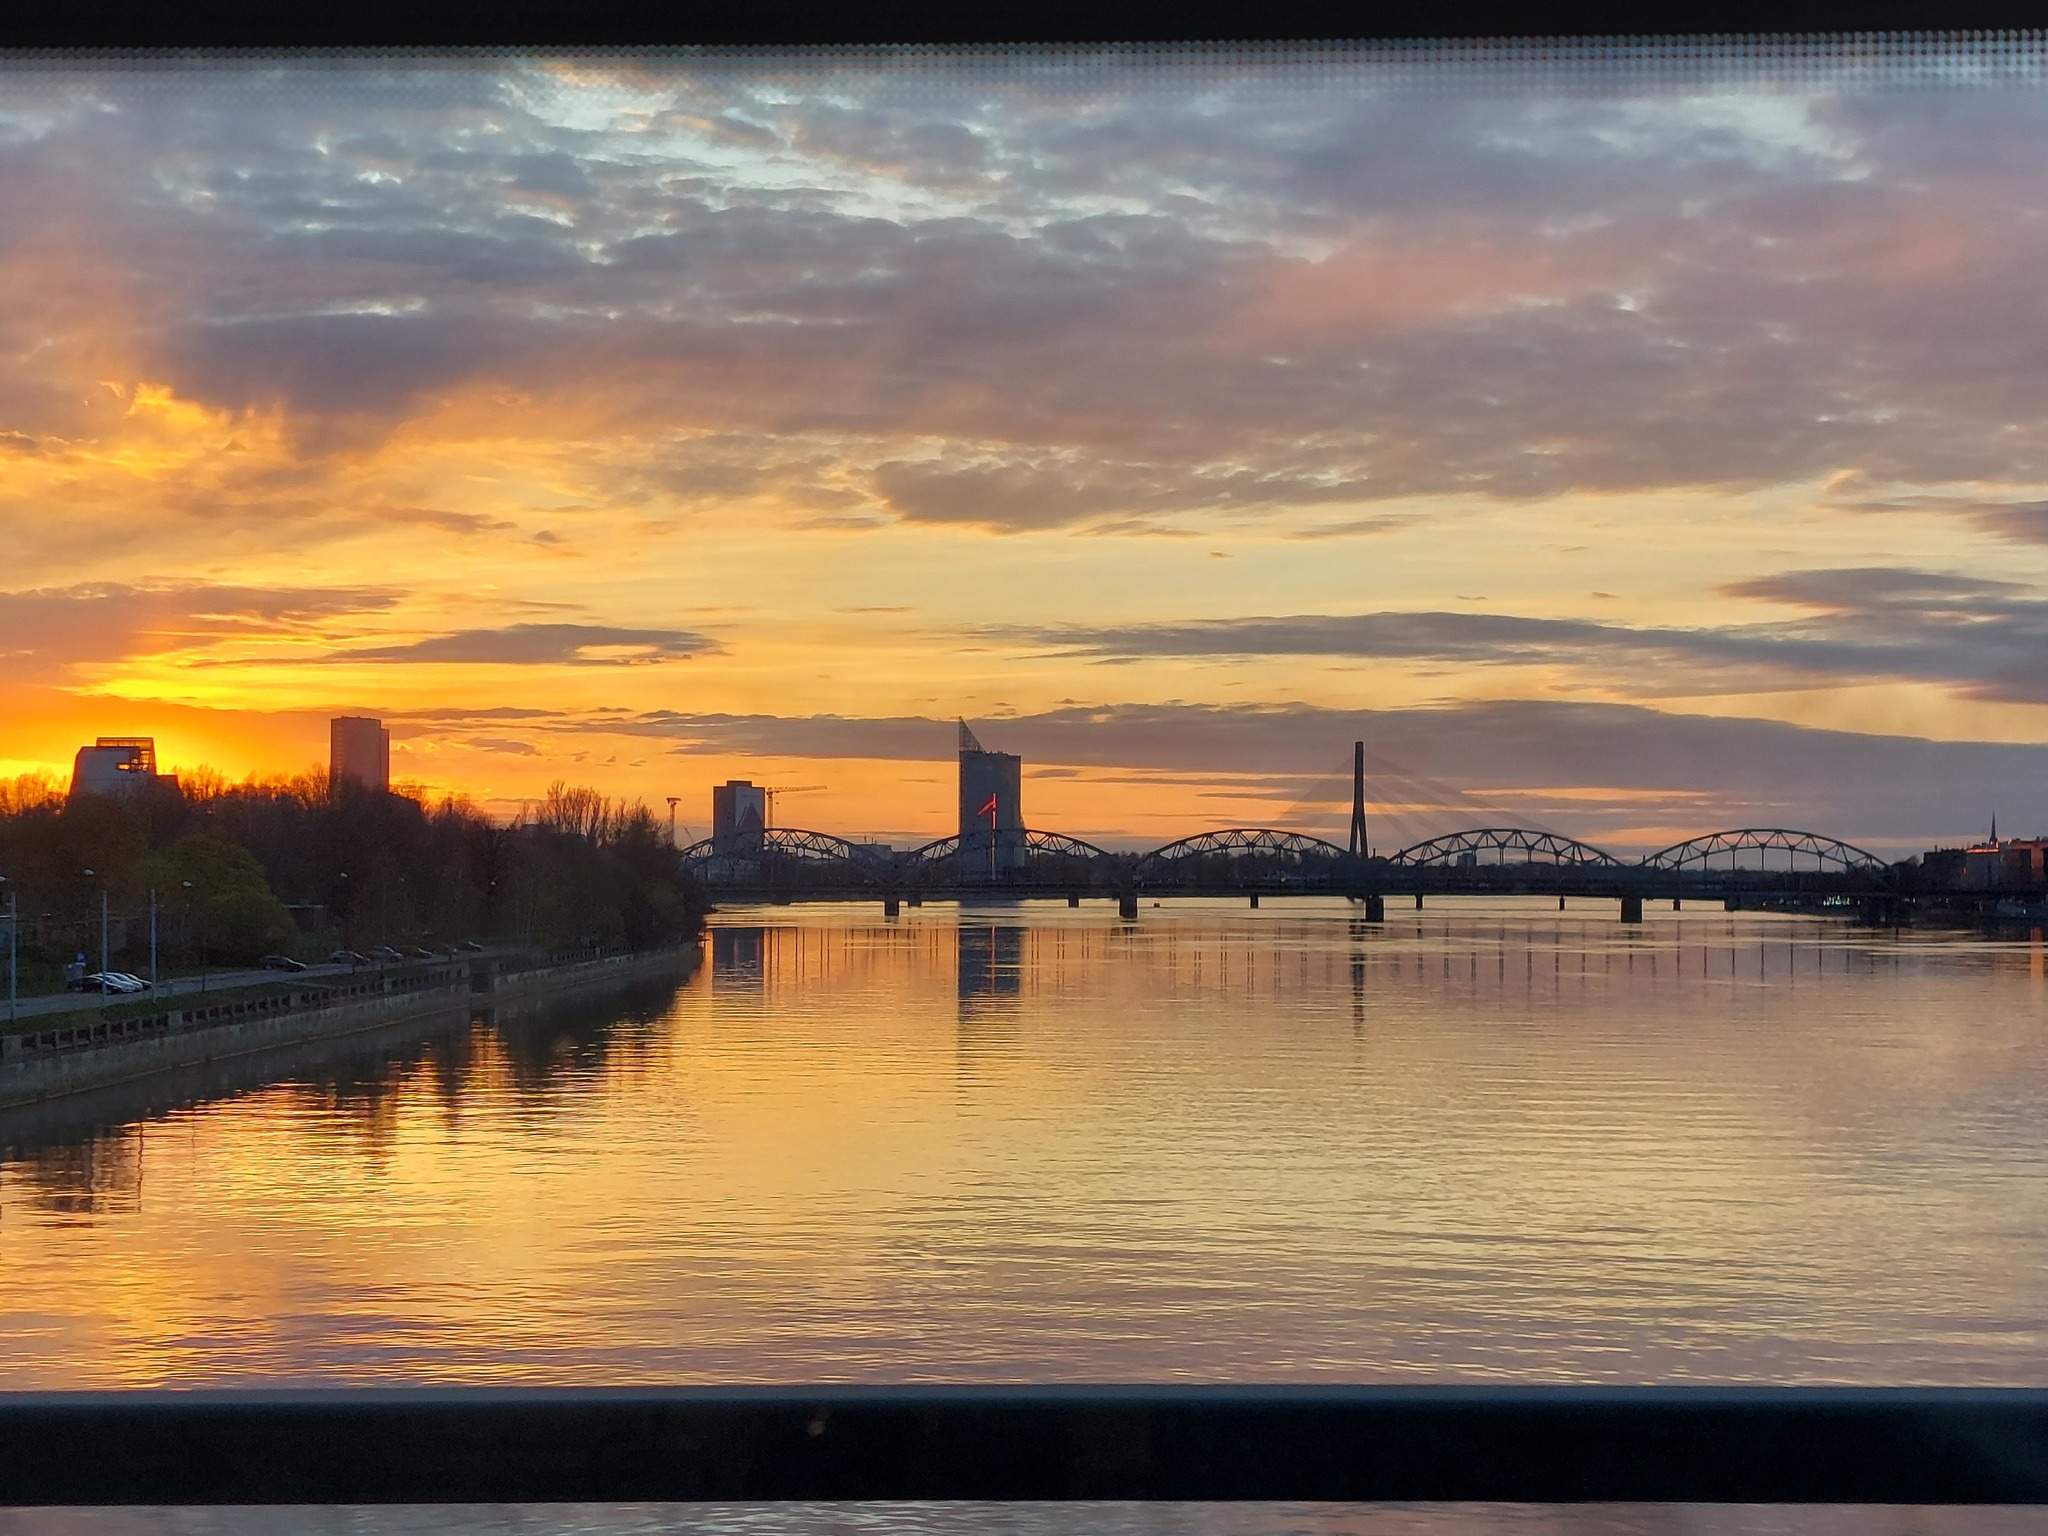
<box><xmin>6</xmin><ymin>48</ymin><xmax>2048</xmax><ymax>854</ymax></box>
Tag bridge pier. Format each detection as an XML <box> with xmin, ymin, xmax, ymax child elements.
<box><xmin>1068</xmin><ymin>893</ymin><xmax>1080</xmax><ymax>907</ymax></box>
<box><xmin>1673</xmin><ymin>897</ymin><xmax>1682</xmax><ymax>911</ymax></box>
<box><xmin>1558</xmin><ymin>896</ymin><xmax>1566</xmax><ymax>910</ymax></box>
<box><xmin>883</xmin><ymin>895</ymin><xmax>900</xmax><ymax>918</ymax></box>
<box><xmin>1363</xmin><ymin>894</ymin><xmax>1385</xmax><ymax>922</ymax></box>
<box><xmin>1725</xmin><ymin>895</ymin><xmax>1741</xmax><ymax>912</ymax></box>
<box><xmin>1118</xmin><ymin>891</ymin><xmax>1139</xmax><ymax>921</ymax></box>
<box><xmin>1249</xmin><ymin>893</ymin><xmax>1259</xmax><ymax>909</ymax></box>
<box><xmin>1414</xmin><ymin>893</ymin><xmax>1424</xmax><ymax>910</ymax></box>
<box><xmin>1620</xmin><ymin>893</ymin><xmax>1643</xmax><ymax>924</ymax></box>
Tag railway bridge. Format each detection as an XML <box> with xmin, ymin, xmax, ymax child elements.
<box><xmin>678</xmin><ymin>824</ymin><xmax>1909</xmax><ymax>923</ymax></box>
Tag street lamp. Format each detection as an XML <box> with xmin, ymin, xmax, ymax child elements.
<box><xmin>181</xmin><ymin>880</ymin><xmax>205</xmax><ymax>995</ymax></box>
<box><xmin>2</xmin><ymin>875</ymin><xmax>16</xmax><ymax>1027</ymax></box>
<box><xmin>83</xmin><ymin>869</ymin><xmax>107</xmax><ymax>995</ymax></box>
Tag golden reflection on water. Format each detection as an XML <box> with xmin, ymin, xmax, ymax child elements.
<box><xmin>3</xmin><ymin>899</ymin><xmax>2048</xmax><ymax>1389</ymax></box>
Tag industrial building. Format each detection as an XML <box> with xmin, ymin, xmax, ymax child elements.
<box><xmin>957</xmin><ymin>720</ymin><xmax>1025</xmax><ymax>876</ymax></box>
<box><xmin>713</xmin><ymin>780</ymin><xmax>768</xmax><ymax>853</ymax></box>
<box><xmin>68</xmin><ymin>737</ymin><xmax>167</xmax><ymax>801</ymax></box>
<box><xmin>330</xmin><ymin>716</ymin><xmax>391</xmax><ymax>796</ymax></box>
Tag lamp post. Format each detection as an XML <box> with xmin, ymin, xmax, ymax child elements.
<box><xmin>2</xmin><ymin>876</ymin><xmax>16</xmax><ymax>1027</ymax></box>
<box><xmin>84</xmin><ymin>869</ymin><xmax>107</xmax><ymax>995</ymax></box>
<box><xmin>182</xmin><ymin>880</ymin><xmax>205</xmax><ymax>995</ymax></box>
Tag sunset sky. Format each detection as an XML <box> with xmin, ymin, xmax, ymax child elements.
<box><xmin>5</xmin><ymin>46</ymin><xmax>2048</xmax><ymax>854</ymax></box>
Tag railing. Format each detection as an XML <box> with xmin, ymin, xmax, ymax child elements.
<box><xmin>0</xmin><ymin>1387</ymin><xmax>2044</xmax><ymax>1503</ymax></box>
<box><xmin>0</xmin><ymin>964</ymin><xmax>472</xmax><ymax>1062</ymax></box>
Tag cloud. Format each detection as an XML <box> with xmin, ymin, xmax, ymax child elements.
<box><xmin>385</xmin><ymin>706</ymin><xmax>569</xmax><ymax>722</ymax></box>
<box><xmin>326</xmin><ymin>622</ymin><xmax>717</xmax><ymax>666</ymax></box>
<box><xmin>367</xmin><ymin>507</ymin><xmax>519</xmax><ymax>535</ymax></box>
<box><xmin>466</xmin><ymin>736</ymin><xmax>541</xmax><ymax>755</ymax></box>
<box><xmin>0</xmin><ymin>582</ymin><xmax>401</xmax><ymax>672</ymax></box>
<box><xmin>1716</xmin><ymin>566</ymin><xmax>2048</xmax><ymax>703</ymax></box>
<box><xmin>1820</xmin><ymin>479</ymin><xmax>2048</xmax><ymax>547</ymax></box>
<box><xmin>1968</xmin><ymin>503</ymin><xmax>2048</xmax><ymax>543</ymax></box>
<box><xmin>870</xmin><ymin>453</ymin><xmax>1384</xmax><ymax>532</ymax></box>
<box><xmin>985</xmin><ymin>568</ymin><xmax>2048</xmax><ymax>702</ymax></box>
<box><xmin>9</xmin><ymin>58</ymin><xmax>2048</xmax><ymax>524</ymax></box>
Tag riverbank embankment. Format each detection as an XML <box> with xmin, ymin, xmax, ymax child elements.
<box><xmin>0</xmin><ymin>942</ymin><xmax>700</xmax><ymax>1111</ymax></box>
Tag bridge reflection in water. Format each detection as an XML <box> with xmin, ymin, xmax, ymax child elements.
<box><xmin>682</xmin><ymin>824</ymin><xmax>1905</xmax><ymax>921</ymax></box>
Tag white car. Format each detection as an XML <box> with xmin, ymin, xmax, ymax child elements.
<box><xmin>73</xmin><ymin>972</ymin><xmax>149</xmax><ymax>995</ymax></box>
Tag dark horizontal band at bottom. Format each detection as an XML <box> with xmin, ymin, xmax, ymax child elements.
<box><xmin>2</xmin><ymin>1385</ymin><xmax>2046</xmax><ymax>1505</ymax></box>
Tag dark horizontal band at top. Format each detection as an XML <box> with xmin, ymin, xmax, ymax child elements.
<box><xmin>0</xmin><ymin>0</ymin><xmax>2040</xmax><ymax>49</ymax></box>
<box><xmin>2</xmin><ymin>1385</ymin><xmax>2047</xmax><ymax>1505</ymax></box>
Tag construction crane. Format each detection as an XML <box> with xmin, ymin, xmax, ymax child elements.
<box><xmin>761</xmin><ymin>785</ymin><xmax>826</xmax><ymax>828</ymax></box>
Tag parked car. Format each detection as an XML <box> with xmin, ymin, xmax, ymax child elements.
<box><xmin>404</xmin><ymin>946</ymin><xmax>436</xmax><ymax>960</ymax></box>
<box><xmin>260</xmin><ymin>954</ymin><xmax>309</xmax><ymax>972</ymax></box>
<box><xmin>457</xmin><ymin>940</ymin><xmax>484</xmax><ymax>952</ymax></box>
<box><xmin>329</xmin><ymin>949</ymin><xmax>369</xmax><ymax>967</ymax></box>
<box><xmin>68</xmin><ymin>972</ymin><xmax>149</xmax><ymax>994</ymax></box>
<box><xmin>367</xmin><ymin>945</ymin><xmax>405</xmax><ymax>962</ymax></box>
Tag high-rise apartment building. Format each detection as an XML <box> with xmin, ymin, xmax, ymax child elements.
<box><xmin>330</xmin><ymin>716</ymin><xmax>391</xmax><ymax>796</ymax></box>
<box><xmin>712</xmin><ymin>780</ymin><xmax>768</xmax><ymax>853</ymax></box>
<box><xmin>957</xmin><ymin>720</ymin><xmax>1024</xmax><ymax>876</ymax></box>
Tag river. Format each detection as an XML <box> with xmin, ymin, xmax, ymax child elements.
<box><xmin>2</xmin><ymin>900</ymin><xmax>2045</xmax><ymax>1530</ymax></box>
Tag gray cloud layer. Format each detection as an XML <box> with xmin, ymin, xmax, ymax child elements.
<box><xmin>992</xmin><ymin>567</ymin><xmax>2048</xmax><ymax>702</ymax></box>
<box><xmin>0</xmin><ymin>582</ymin><xmax>399</xmax><ymax>666</ymax></box>
<box><xmin>332</xmin><ymin>623</ymin><xmax>715</xmax><ymax>666</ymax></box>
<box><xmin>9</xmin><ymin>61</ymin><xmax>2048</xmax><ymax>534</ymax></box>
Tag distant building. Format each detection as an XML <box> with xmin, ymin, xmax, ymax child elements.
<box><xmin>1963</xmin><ymin>844</ymin><xmax>2007</xmax><ymax>890</ymax></box>
<box><xmin>1920</xmin><ymin>847</ymin><xmax>1967</xmax><ymax>888</ymax></box>
<box><xmin>957</xmin><ymin>720</ymin><xmax>1024</xmax><ymax>876</ymax></box>
<box><xmin>330</xmin><ymin>716</ymin><xmax>390</xmax><ymax>796</ymax></box>
<box><xmin>68</xmin><ymin>737</ymin><xmax>165</xmax><ymax>801</ymax></box>
<box><xmin>713</xmin><ymin>780</ymin><xmax>767</xmax><ymax>853</ymax></box>
<box><xmin>2003</xmin><ymin>840</ymin><xmax>2048</xmax><ymax>888</ymax></box>
<box><xmin>1920</xmin><ymin>838</ymin><xmax>2048</xmax><ymax>890</ymax></box>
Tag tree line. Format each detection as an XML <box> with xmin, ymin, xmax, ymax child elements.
<box><xmin>0</xmin><ymin>769</ymin><xmax>707</xmax><ymax>986</ymax></box>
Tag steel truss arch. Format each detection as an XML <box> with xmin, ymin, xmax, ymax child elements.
<box><xmin>1639</xmin><ymin>828</ymin><xmax>1890</xmax><ymax>877</ymax></box>
<box><xmin>680</xmin><ymin>827</ymin><xmax>894</xmax><ymax>887</ymax></box>
<box><xmin>1390</xmin><ymin>828</ymin><xmax>1623</xmax><ymax>869</ymax></box>
<box><xmin>901</xmin><ymin>829</ymin><xmax>1122</xmax><ymax>888</ymax></box>
<box><xmin>1134</xmin><ymin>829</ymin><xmax>1355</xmax><ymax>888</ymax></box>
<box><xmin>1139</xmin><ymin>828</ymin><xmax>1352</xmax><ymax>866</ymax></box>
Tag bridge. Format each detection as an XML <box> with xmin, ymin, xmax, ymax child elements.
<box><xmin>677</xmin><ymin>823</ymin><xmax>1909</xmax><ymax>922</ymax></box>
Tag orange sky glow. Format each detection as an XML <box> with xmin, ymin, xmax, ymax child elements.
<box><xmin>6</xmin><ymin>51</ymin><xmax>2048</xmax><ymax>854</ymax></box>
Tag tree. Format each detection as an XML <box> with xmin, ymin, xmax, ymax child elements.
<box><xmin>149</xmin><ymin>835</ymin><xmax>299</xmax><ymax>966</ymax></box>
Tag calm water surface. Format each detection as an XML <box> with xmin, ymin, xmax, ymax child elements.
<box><xmin>3</xmin><ymin>899</ymin><xmax>2047</xmax><ymax>1387</ymax></box>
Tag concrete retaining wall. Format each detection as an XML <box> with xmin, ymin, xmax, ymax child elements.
<box><xmin>0</xmin><ymin>943</ymin><xmax>699</xmax><ymax>1111</ymax></box>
